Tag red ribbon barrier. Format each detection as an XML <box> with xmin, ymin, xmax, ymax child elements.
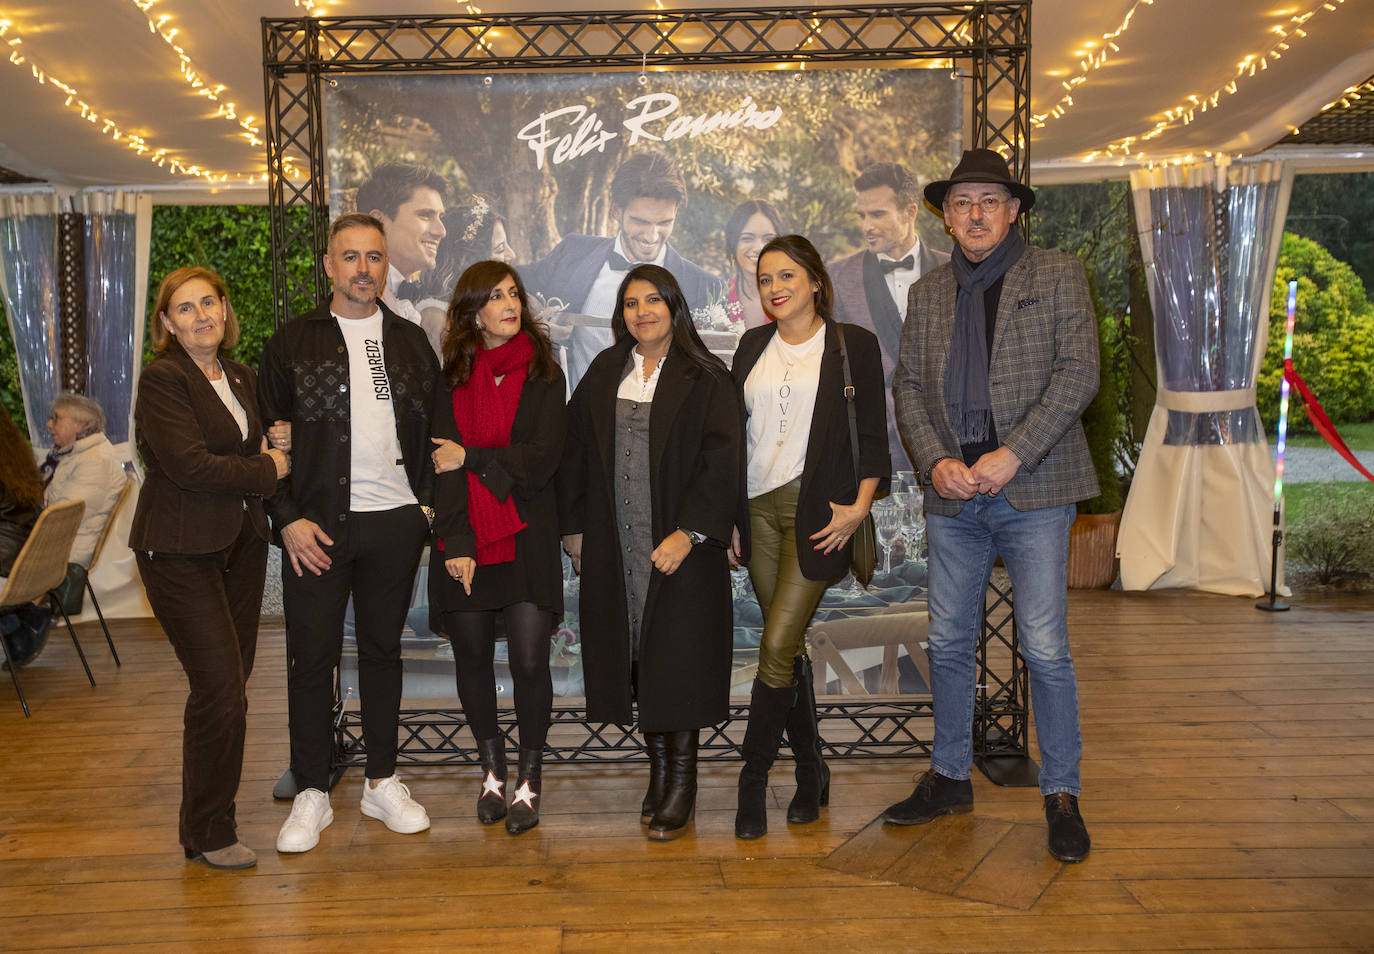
<box><xmin>1284</xmin><ymin>359</ymin><xmax>1374</xmax><ymax>482</ymax></box>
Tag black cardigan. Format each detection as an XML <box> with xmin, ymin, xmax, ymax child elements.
<box><xmin>732</xmin><ymin>320</ymin><xmax>892</xmax><ymax>582</ymax></box>
<box><xmin>428</xmin><ymin>360</ymin><xmax>568</xmax><ymax>620</ymax></box>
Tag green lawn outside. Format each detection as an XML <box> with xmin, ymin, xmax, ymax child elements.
<box><xmin>1274</xmin><ymin>419</ymin><xmax>1374</xmax><ymax>451</ymax></box>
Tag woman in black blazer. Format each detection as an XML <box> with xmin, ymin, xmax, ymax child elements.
<box><xmin>428</xmin><ymin>260</ymin><xmax>566</xmax><ymax>836</ymax></box>
<box><xmin>130</xmin><ymin>267</ymin><xmax>290</xmax><ymax>869</ymax></box>
<box><xmin>560</xmin><ymin>264</ymin><xmax>742</xmax><ymax>841</ymax></box>
<box><xmin>731</xmin><ymin>235</ymin><xmax>891</xmax><ymax>839</ymax></box>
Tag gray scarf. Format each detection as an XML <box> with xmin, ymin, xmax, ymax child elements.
<box><xmin>945</xmin><ymin>228</ymin><xmax>1025</xmax><ymax>445</ymax></box>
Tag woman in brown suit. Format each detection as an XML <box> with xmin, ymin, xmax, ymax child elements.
<box><xmin>130</xmin><ymin>267</ymin><xmax>289</xmax><ymax>870</ymax></box>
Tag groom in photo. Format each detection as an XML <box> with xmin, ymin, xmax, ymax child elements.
<box><xmin>830</xmin><ymin>161</ymin><xmax>949</xmax><ymax>469</ymax></box>
<box><xmin>522</xmin><ymin>150</ymin><xmax>721</xmax><ymax>385</ymax></box>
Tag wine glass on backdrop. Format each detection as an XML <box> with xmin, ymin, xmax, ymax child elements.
<box><xmin>874</xmin><ymin>497</ymin><xmax>903</xmax><ymax>573</ymax></box>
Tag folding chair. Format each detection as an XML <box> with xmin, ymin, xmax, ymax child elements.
<box><xmin>0</xmin><ymin>500</ymin><xmax>94</xmax><ymax>717</ymax></box>
<box><xmin>79</xmin><ymin>475</ymin><xmax>134</xmax><ymax>667</ymax></box>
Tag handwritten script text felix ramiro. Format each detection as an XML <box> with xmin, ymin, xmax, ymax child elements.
<box><xmin>517</xmin><ymin>93</ymin><xmax>783</xmax><ymax>169</ymax></box>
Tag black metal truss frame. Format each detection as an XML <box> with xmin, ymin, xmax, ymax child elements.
<box><xmin>261</xmin><ymin>2</ymin><xmax>1031</xmax><ymax>323</ymax></box>
<box><xmin>337</xmin><ymin>697</ymin><xmax>934</xmax><ymax>765</ymax></box>
<box><xmin>263</xmin><ymin>3</ymin><xmax>1033</xmax><ymax>778</ymax></box>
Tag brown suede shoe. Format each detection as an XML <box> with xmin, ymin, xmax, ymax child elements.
<box><xmin>192</xmin><ymin>841</ymin><xmax>258</xmax><ymax>870</ymax></box>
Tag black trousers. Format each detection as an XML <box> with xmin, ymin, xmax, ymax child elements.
<box><xmin>136</xmin><ymin>510</ymin><xmax>268</xmax><ymax>854</ymax></box>
<box><xmin>283</xmin><ymin>505</ymin><xmax>428</xmax><ymax>792</ymax></box>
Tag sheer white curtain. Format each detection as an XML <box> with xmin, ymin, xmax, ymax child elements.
<box><xmin>1118</xmin><ymin>159</ymin><xmax>1292</xmax><ymax>596</ymax></box>
<box><xmin>0</xmin><ymin>188</ymin><xmax>153</xmax><ymax>619</ymax></box>
<box><xmin>0</xmin><ymin>192</ymin><xmax>63</xmax><ymax>448</ymax></box>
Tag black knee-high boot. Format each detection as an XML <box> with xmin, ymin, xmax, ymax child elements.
<box><xmin>506</xmin><ymin>747</ymin><xmax>542</xmax><ymax>835</ymax></box>
<box><xmin>735</xmin><ymin>679</ymin><xmax>797</xmax><ymax>840</ymax></box>
<box><xmin>648</xmin><ymin>729</ymin><xmax>698</xmax><ymax>841</ymax></box>
<box><xmin>475</xmin><ymin>737</ymin><xmax>508</xmax><ymax>825</ymax></box>
<box><xmin>786</xmin><ymin>655</ymin><xmax>830</xmax><ymax>824</ymax></box>
<box><xmin>640</xmin><ymin>732</ymin><xmax>669</xmax><ymax>824</ymax></box>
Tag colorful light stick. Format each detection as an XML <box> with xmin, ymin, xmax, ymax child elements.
<box><xmin>1273</xmin><ymin>280</ymin><xmax>1298</xmax><ymax>504</ymax></box>
<box><xmin>1259</xmin><ymin>279</ymin><xmax>1297</xmax><ymax>611</ymax></box>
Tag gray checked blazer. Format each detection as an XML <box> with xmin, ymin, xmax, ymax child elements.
<box><xmin>892</xmin><ymin>244</ymin><xmax>1100</xmax><ymax>517</ymax></box>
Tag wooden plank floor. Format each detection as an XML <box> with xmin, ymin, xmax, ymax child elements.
<box><xmin>2</xmin><ymin>588</ymin><xmax>1373</xmax><ymax>952</ymax></box>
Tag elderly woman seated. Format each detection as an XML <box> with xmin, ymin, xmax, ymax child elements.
<box><xmin>3</xmin><ymin>394</ymin><xmax>129</xmax><ymax>669</ymax></box>
<box><xmin>42</xmin><ymin>393</ymin><xmax>126</xmax><ymax>570</ymax></box>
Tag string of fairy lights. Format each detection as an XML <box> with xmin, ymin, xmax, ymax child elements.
<box><xmin>1313</xmin><ymin>76</ymin><xmax>1372</xmax><ymax>115</ymax></box>
<box><xmin>1</xmin><ymin>4</ymin><xmax>305</xmax><ymax>185</ymax></box>
<box><xmin>1</xmin><ymin>1</ymin><xmax>1365</xmax><ymax>182</ymax></box>
<box><xmin>1063</xmin><ymin>0</ymin><xmax>1350</xmax><ymax>165</ymax></box>
<box><xmin>1031</xmin><ymin>0</ymin><xmax>1156</xmax><ymax>129</ymax></box>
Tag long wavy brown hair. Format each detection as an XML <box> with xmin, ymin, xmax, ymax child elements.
<box><xmin>0</xmin><ymin>412</ymin><xmax>44</xmax><ymax>509</ymax></box>
<box><xmin>440</xmin><ymin>261</ymin><xmax>559</xmax><ymax>389</ymax></box>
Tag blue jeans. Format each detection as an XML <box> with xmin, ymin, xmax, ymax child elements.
<box><xmin>925</xmin><ymin>494</ymin><xmax>1081</xmax><ymax>796</ymax></box>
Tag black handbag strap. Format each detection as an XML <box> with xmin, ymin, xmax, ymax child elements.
<box><xmin>835</xmin><ymin>323</ymin><xmax>863</xmax><ymax>487</ymax></box>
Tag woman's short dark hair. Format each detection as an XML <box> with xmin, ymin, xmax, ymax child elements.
<box><xmin>724</xmin><ymin>199</ymin><xmax>786</xmax><ymax>281</ymax></box>
<box><xmin>757</xmin><ymin>234</ymin><xmax>835</xmax><ymax>323</ymax></box>
<box><xmin>440</xmin><ymin>261</ymin><xmax>559</xmax><ymax>388</ymax></box>
<box><xmin>610</xmin><ymin>264</ymin><xmax>726</xmax><ymax>375</ymax></box>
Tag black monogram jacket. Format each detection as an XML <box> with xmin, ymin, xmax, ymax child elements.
<box><xmin>257</xmin><ymin>300</ymin><xmax>440</xmax><ymax>539</ymax></box>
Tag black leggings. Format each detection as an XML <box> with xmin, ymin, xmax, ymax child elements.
<box><xmin>444</xmin><ymin>602</ymin><xmax>554</xmax><ymax>750</ymax></box>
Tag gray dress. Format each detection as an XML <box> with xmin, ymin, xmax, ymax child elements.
<box><xmin>614</xmin><ymin>394</ymin><xmax>655</xmax><ymax>659</ymax></box>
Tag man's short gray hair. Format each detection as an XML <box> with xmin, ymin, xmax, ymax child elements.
<box><xmin>52</xmin><ymin>392</ymin><xmax>106</xmax><ymax>437</ymax></box>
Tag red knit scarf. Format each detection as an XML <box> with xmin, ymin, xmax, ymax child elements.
<box><xmin>450</xmin><ymin>332</ymin><xmax>531</xmax><ymax>565</ymax></box>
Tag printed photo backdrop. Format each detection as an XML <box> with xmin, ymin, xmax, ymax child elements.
<box><xmin>327</xmin><ymin>67</ymin><xmax>960</xmax><ymax>701</ymax></box>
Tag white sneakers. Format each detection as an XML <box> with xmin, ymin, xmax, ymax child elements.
<box><xmin>360</xmin><ymin>774</ymin><xmax>431</xmax><ymax>834</ymax></box>
<box><xmin>277</xmin><ymin>776</ymin><xmax>430</xmax><ymax>853</ymax></box>
<box><xmin>276</xmin><ymin>788</ymin><xmax>334</xmax><ymax>853</ymax></box>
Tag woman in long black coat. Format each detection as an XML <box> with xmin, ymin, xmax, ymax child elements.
<box><xmin>560</xmin><ymin>263</ymin><xmax>742</xmax><ymax>841</ymax></box>
<box><xmin>428</xmin><ymin>260</ymin><xmax>566</xmax><ymax>836</ymax></box>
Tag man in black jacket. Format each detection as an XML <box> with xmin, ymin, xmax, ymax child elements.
<box><xmin>259</xmin><ymin>213</ymin><xmax>441</xmax><ymax>854</ymax></box>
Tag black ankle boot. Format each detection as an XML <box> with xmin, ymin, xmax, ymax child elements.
<box><xmin>475</xmin><ymin>737</ymin><xmax>507</xmax><ymax>825</ymax></box>
<box><xmin>647</xmin><ymin>729</ymin><xmax>698</xmax><ymax>841</ymax></box>
<box><xmin>506</xmin><ymin>747</ymin><xmax>542</xmax><ymax>835</ymax></box>
<box><xmin>786</xmin><ymin>655</ymin><xmax>830</xmax><ymax>824</ymax></box>
<box><xmin>735</xmin><ymin>679</ymin><xmax>796</xmax><ymax>840</ymax></box>
<box><xmin>640</xmin><ymin>732</ymin><xmax>668</xmax><ymax>824</ymax></box>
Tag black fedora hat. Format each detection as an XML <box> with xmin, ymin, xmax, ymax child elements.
<box><xmin>924</xmin><ymin>148</ymin><xmax>1035</xmax><ymax>215</ymax></box>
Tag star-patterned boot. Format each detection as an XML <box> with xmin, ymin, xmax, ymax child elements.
<box><xmin>475</xmin><ymin>737</ymin><xmax>507</xmax><ymax>825</ymax></box>
<box><xmin>506</xmin><ymin>746</ymin><xmax>543</xmax><ymax>836</ymax></box>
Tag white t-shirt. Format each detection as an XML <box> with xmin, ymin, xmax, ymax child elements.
<box><xmin>335</xmin><ymin>311</ymin><xmax>418</xmax><ymax>512</ymax></box>
<box><xmin>744</xmin><ymin>324</ymin><xmax>826</xmax><ymax>498</ymax></box>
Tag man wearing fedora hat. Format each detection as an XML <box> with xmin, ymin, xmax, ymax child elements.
<box><xmin>886</xmin><ymin>148</ymin><xmax>1099</xmax><ymax>862</ymax></box>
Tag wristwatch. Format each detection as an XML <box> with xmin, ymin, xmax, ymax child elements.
<box><xmin>680</xmin><ymin>528</ymin><xmax>707</xmax><ymax>545</ymax></box>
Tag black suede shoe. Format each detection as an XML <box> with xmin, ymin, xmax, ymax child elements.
<box><xmin>880</xmin><ymin>770</ymin><xmax>974</xmax><ymax>825</ymax></box>
<box><xmin>1045</xmin><ymin>793</ymin><xmax>1090</xmax><ymax>862</ymax></box>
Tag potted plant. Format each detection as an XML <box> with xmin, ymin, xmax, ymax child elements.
<box><xmin>1068</xmin><ymin>311</ymin><xmax>1126</xmax><ymax>589</ymax></box>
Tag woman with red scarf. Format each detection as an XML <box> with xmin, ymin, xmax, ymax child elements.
<box><xmin>428</xmin><ymin>260</ymin><xmax>566</xmax><ymax>836</ymax></box>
